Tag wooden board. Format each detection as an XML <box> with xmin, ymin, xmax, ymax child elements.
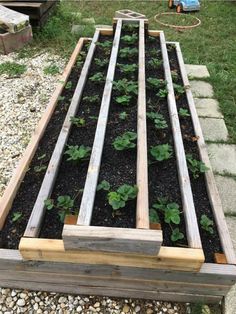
<box><xmin>62</xmin><ymin>225</ymin><xmax>162</xmax><ymax>255</ymax></box>
<box><xmin>0</xmin><ymin>37</ymin><xmax>87</xmax><ymax>230</ymax></box>
<box><xmin>23</xmin><ymin>30</ymin><xmax>100</xmax><ymax>238</ymax></box>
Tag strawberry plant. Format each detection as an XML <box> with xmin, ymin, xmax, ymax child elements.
<box><xmin>94</xmin><ymin>58</ymin><xmax>109</xmax><ymax>67</ymax></box>
<box><xmin>97</xmin><ymin>180</ymin><xmax>111</xmax><ymax>191</ymax></box>
<box><xmin>65</xmin><ymin>81</ymin><xmax>72</xmax><ymax>90</ymax></box>
<box><xmin>70</xmin><ymin>116</ymin><xmax>86</xmax><ymax>127</ymax></box>
<box><xmin>147</xmin><ymin>112</ymin><xmax>167</xmax><ymax>130</ymax></box>
<box><xmin>150</xmin><ymin>144</ymin><xmax>173</xmax><ymax>161</ymax></box>
<box><xmin>147</xmin><ymin>78</ymin><xmax>166</xmax><ymax>90</ymax></box>
<box><xmin>171</xmin><ymin>70</ymin><xmax>178</xmax><ymax>82</ymax></box>
<box><xmin>113</xmin><ymin>79</ymin><xmax>138</xmax><ymax>95</ymax></box>
<box><xmin>149</xmin><ymin>208</ymin><xmax>160</xmax><ymax>223</ymax></box>
<box><xmin>186</xmin><ymin>154</ymin><xmax>209</xmax><ymax>179</ymax></box>
<box><xmin>171</xmin><ymin>228</ymin><xmax>184</xmax><ymax>242</ymax></box>
<box><xmin>89</xmin><ymin>72</ymin><xmax>104</xmax><ymax>83</ymax></box>
<box><xmin>153</xmin><ymin>198</ymin><xmax>181</xmax><ymax>224</ymax></box>
<box><xmin>64</xmin><ymin>145</ymin><xmax>91</xmax><ymax>163</ymax></box>
<box><xmin>179</xmin><ymin>108</ymin><xmax>190</xmax><ymax>117</ymax></box>
<box><xmin>119</xmin><ymin>47</ymin><xmax>138</xmax><ymax>58</ymax></box>
<box><xmin>156</xmin><ymin>88</ymin><xmax>168</xmax><ymax>99</ymax></box>
<box><xmin>117</xmin><ymin>63</ymin><xmax>137</xmax><ymax>74</ymax></box>
<box><xmin>12</xmin><ymin>212</ymin><xmax>22</xmax><ymax>222</ymax></box>
<box><xmin>44</xmin><ymin>195</ymin><xmax>75</xmax><ymax>222</ymax></box>
<box><xmin>113</xmin><ymin>132</ymin><xmax>137</xmax><ymax>151</ymax></box>
<box><xmin>96</xmin><ymin>41</ymin><xmax>112</xmax><ymax>48</ymax></box>
<box><xmin>83</xmin><ymin>95</ymin><xmax>100</xmax><ymax>103</ymax></box>
<box><xmin>148</xmin><ymin>58</ymin><xmax>163</xmax><ymax>69</ymax></box>
<box><xmin>200</xmin><ymin>214</ymin><xmax>214</xmax><ymax>234</ymax></box>
<box><xmin>108</xmin><ymin>184</ymin><xmax>138</xmax><ymax>211</ymax></box>
<box><xmin>115</xmin><ymin>95</ymin><xmax>132</xmax><ymax>106</ymax></box>
<box><xmin>173</xmin><ymin>83</ymin><xmax>185</xmax><ymax>96</ymax></box>
<box><xmin>121</xmin><ymin>34</ymin><xmax>138</xmax><ymax>45</ymax></box>
<box><xmin>119</xmin><ymin>111</ymin><xmax>128</xmax><ymax>120</ymax></box>
<box><xmin>123</xmin><ymin>24</ymin><xmax>139</xmax><ymax>32</ymax></box>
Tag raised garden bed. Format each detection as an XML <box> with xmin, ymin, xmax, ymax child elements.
<box><xmin>0</xmin><ymin>19</ymin><xmax>235</xmax><ymax>304</ymax></box>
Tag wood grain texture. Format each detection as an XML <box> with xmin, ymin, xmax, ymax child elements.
<box><xmin>173</xmin><ymin>41</ymin><xmax>236</xmax><ymax>265</ymax></box>
<box><xmin>23</xmin><ymin>31</ymin><xmax>100</xmax><ymax>238</ymax></box>
<box><xmin>62</xmin><ymin>225</ymin><xmax>162</xmax><ymax>255</ymax></box>
<box><xmin>160</xmin><ymin>32</ymin><xmax>202</xmax><ymax>250</ymax></box>
<box><xmin>136</xmin><ymin>19</ymin><xmax>149</xmax><ymax>229</ymax></box>
<box><xmin>0</xmin><ymin>38</ymin><xmax>86</xmax><ymax>230</ymax></box>
<box><xmin>77</xmin><ymin>19</ymin><xmax>122</xmax><ymax>226</ymax></box>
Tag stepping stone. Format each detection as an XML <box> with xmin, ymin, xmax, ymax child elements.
<box><xmin>185</xmin><ymin>64</ymin><xmax>210</xmax><ymax>79</ymax></box>
<box><xmin>215</xmin><ymin>175</ymin><xmax>236</xmax><ymax>214</ymax></box>
<box><xmin>82</xmin><ymin>18</ymin><xmax>95</xmax><ymax>24</ymax></box>
<box><xmin>191</xmin><ymin>80</ymin><xmax>214</xmax><ymax>98</ymax></box>
<box><xmin>194</xmin><ymin>98</ymin><xmax>223</xmax><ymax>118</ymax></box>
<box><xmin>199</xmin><ymin>118</ymin><xmax>228</xmax><ymax>142</ymax></box>
<box><xmin>71</xmin><ymin>25</ymin><xmax>85</xmax><ymax>34</ymax></box>
<box><xmin>207</xmin><ymin>144</ymin><xmax>236</xmax><ymax>175</ymax></box>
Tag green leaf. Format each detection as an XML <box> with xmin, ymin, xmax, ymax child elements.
<box><xmin>70</xmin><ymin>116</ymin><xmax>86</xmax><ymax>127</ymax></box>
<box><xmin>44</xmin><ymin>199</ymin><xmax>54</xmax><ymax>210</ymax></box>
<box><xmin>12</xmin><ymin>212</ymin><xmax>22</xmax><ymax>222</ymax></box>
<box><xmin>58</xmin><ymin>210</ymin><xmax>66</xmax><ymax>223</ymax></box>
<box><xmin>57</xmin><ymin>195</ymin><xmax>74</xmax><ymax>210</ymax></box>
<box><xmin>149</xmin><ymin>208</ymin><xmax>160</xmax><ymax>223</ymax></box>
<box><xmin>179</xmin><ymin>108</ymin><xmax>190</xmax><ymax>117</ymax></box>
<box><xmin>34</xmin><ymin>165</ymin><xmax>47</xmax><ymax>173</ymax></box>
<box><xmin>150</xmin><ymin>144</ymin><xmax>173</xmax><ymax>161</ymax></box>
<box><xmin>97</xmin><ymin>180</ymin><xmax>111</xmax><ymax>191</ymax></box>
<box><xmin>164</xmin><ymin>203</ymin><xmax>180</xmax><ymax>224</ymax></box>
<box><xmin>171</xmin><ymin>228</ymin><xmax>184</xmax><ymax>242</ymax></box>
<box><xmin>108</xmin><ymin>192</ymin><xmax>125</xmax><ymax>210</ymax></box>
<box><xmin>117</xmin><ymin>184</ymin><xmax>138</xmax><ymax>201</ymax></box>
<box><xmin>119</xmin><ymin>111</ymin><xmax>128</xmax><ymax>120</ymax></box>
<box><xmin>64</xmin><ymin>145</ymin><xmax>91</xmax><ymax>163</ymax></box>
<box><xmin>200</xmin><ymin>214</ymin><xmax>214</xmax><ymax>234</ymax></box>
<box><xmin>113</xmin><ymin>132</ymin><xmax>137</xmax><ymax>151</ymax></box>
<box><xmin>115</xmin><ymin>95</ymin><xmax>132</xmax><ymax>106</ymax></box>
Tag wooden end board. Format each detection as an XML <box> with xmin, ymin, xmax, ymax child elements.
<box><xmin>62</xmin><ymin>225</ymin><xmax>162</xmax><ymax>255</ymax></box>
<box><xmin>172</xmin><ymin>41</ymin><xmax>236</xmax><ymax>265</ymax></box>
<box><xmin>0</xmin><ymin>37</ymin><xmax>87</xmax><ymax>230</ymax></box>
<box><xmin>19</xmin><ymin>238</ymin><xmax>204</xmax><ymax>272</ymax></box>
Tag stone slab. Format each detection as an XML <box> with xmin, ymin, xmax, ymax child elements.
<box><xmin>199</xmin><ymin>118</ymin><xmax>228</xmax><ymax>142</ymax></box>
<box><xmin>215</xmin><ymin>176</ymin><xmax>236</xmax><ymax>214</ymax></box>
<box><xmin>191</xmin><ymin>80</ymin><xmax>214</xmax><ymax>98</ymax></box>
<box><xmin>71</xmin><ymin>25</ymin><xmax>85</xmax><ymax>35</ymax></box>
<box><xmin>207</xmin><ymin>144</ymin><xmax>236</xmax><ymax>175</ymax></box>
<box><xmin>194</xmin><ymin>98</ymin><xmax>223</xmax><ymax>118</ymax></box>
<box><xmin>185</xmin><ymin>64</ymin><xmax>210</xmax><ymax>79</ymax></box>
<box><xmin>81</xmin><ymin>18</ymin><xmax>95</xmax><ymax>25</ymax></box>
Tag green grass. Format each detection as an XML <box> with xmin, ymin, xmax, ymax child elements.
<box><xmin>0</xmin><ymin>62</ymin><xmax>27</xmax><ymax>77</ymax></box>
<box><xmin>20</xmin><ymin>0</ymin><xmax>236</xmax><ymax>141</ymax></box>
<box><xmin>43</xmin><ymin>64</ymin><xmax>60</xmax><ymax>76</ymax></box>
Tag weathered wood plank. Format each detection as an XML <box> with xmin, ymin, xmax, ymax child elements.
<box><xmin>159</xmin><ymin>32</ymin><xmax>202</xmax><ymax>250</ymax></box>
<box><xmin>173</xmin><ymin>41</ymin><xmax>236</xmax><ymax>265</ymax></box>
<box><xmin>62</xmin><ymin>225</ymin><xmax>162</xmax><ymax>255</ymax></box>
<box><xmin>136</xmin><ymin>19</ymin><xmax>149</xmax><ymax>229</ymax></box>
<box><xmin>77</xmin><ymin>19</ymin><xmax>122</xmax><ymax>226</ymax></box>
<box><xmin>0</xmin><ymin>38</ymin><xmax>86</xmax><ymax>230</ymax></box>
<box><xmin>23</xmin><ymin>31</ymin><xmax>99</xmax><ymax>238</ymax></box>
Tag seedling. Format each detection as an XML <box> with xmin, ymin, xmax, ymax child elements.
<box><xmin>179</xmin><ymin>108</ymin><xmax>190</xmax><ymax>117</ymax></box>
<box><xmin>113</xmin><ymin>79</ymin><xmax>138</xmax><ymax>96</ymax></box>
<box><xmin>150</xmin><ymin>144</ymin><xmax>173</xmax><ymax>162</ymax></box>
<box><xmin>121</xmin><ymin>34</ymin><xmax>138</xmax><ymax>45</ymax></box>
<box><xmin>119</xmin><ymin>111</ymin><xmax>128</xmax><ymax>120</ymax></box>
<box><xmin>34</xmin><ymin>165</ymin><xmax>47</xmax><ymax>173</ymax></box>
<box><xmin>65</xmin><ymin>81</ymin><xmax>72</xmax><ymax>90</ymax></box>
<box><xmin>113</xmin><ymin>132</ymin><xmax>137</xmax><ymax>151</ymax></box>
<box><xmin>89</xmin><ymin>72</ymin><xmax>104</xmax><ymax>83</ymax></box>
<box><xmin>171</xmin><ymin>228</ymin><xmax>184</xmax><ymax>242</ymax></box>
<box><xmin>0</xmin><ymin>62</ymin><xmax>26</xmax><ymax>77</ymax></box>
<box><xmin>96</xmin><ymin>41</ymin><xmax>112</xmax><ymax>48</ymax></box>
<box><xmin>94</xmin><ymin>58</ymin><xmax>109</xmax><ymax>67</ymax></box>
<box><xmin>64</xmin><ymin>145</ymin><xmax>91</xmax><ymax>163</ymax></box>
<box><xmin>108</xmin><ymin>184</ymin><xmax>138</xmax><ymax>211</ymax></box>
<box><xmin>186</xmin><ymin>154</ymin><xmax>209</xmax><ymax>179</ymax></box>
<box><xmin>173</xmin><ymin>83</ymin><xmax>185</xmax><ymax>96</ymax></box>
<box><xmin>156</xmin><ymin>88</ymin><xmax>168</xmax><ymax>99</ymax></box>
<box><xmin>83</xmin><ymin>95</ymin><xmax>100</xmax><ymax>103</ymax></box>
<box><xmin>97</xmin><ymin>180</ymin><xmax>111</xmax><ymax>191</ymax></box>
<box><xmin>200</xmin><ymin>214</ymin><xmax>214</xmax><ymax>234</ymax></box>
<box><xmin>44</xmin><ymin>65</ymin><xmax>60</xmax><ymax>76</ymax></box>
<box><xmin>119</xmin><ymin>47</ymin><xmax>138</xmax><ymax>58</ymax></box>
<box><xmin>117</xmin><ymin>63</ymin><xmax>137</xmax><ymax>74</ymax></box>
<box><xmin>147</xmin><ymin>112</ymin><xmax>167</xmax><ymax>129</ymax></box>
<box><xmin>115</xmin><ymin>95</ymin><xmax>132</xmax><ymax>106</ymax></box>
<box><xmin>44</xmin><ymin>195</ymin><xmax>75</xmax><ymax>223</ymax></box>
<box><xmin>147</xmin><ymin>78</ymin><xmax>166</xmax><ymax>90</ymax></box>
<box><xmin>12</xmin><ymin>212</ymin><xmax>23</xmax><ymax>222</ymax></box>
<box><xmin>70</xmin><ymin>116</ymin><xmax>86</xmax><ymax>127</ymax></box>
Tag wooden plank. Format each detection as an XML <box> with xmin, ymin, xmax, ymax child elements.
<box><xmin>98</xmin><ymin>28</ymin><xmax>113</xmax><ymax>36</ymax></box>
<box><xmin>136</xmin><ymin>19</ymin><xmax>149</xmax><ymax>229</ymax></box>
<box><xmin>19</xmin><ymin>238</ymin><xmax>204</xmax><ymax>271</ymax></box>
<box><xmin>173</xmin><ymin>41</ymin><xmax>236</xmax><ymax>265</ymax></box>
<box><xmin>159</xmin><ymin>31</ymin><xmax>202</xmax><ymax>250</ymax></box>
<box><xmin>0</xmin><ymin>38</ymin><xmax>87</xmax><ymax>230</ymax></box>
<box><xmin>215</xmin><ymin>253</ymin><xmax>227</xmax><ymax>264</ymax></box>
<box><xmin>62</xmin><ymin>225</ymin><xmax>162</xmax><ymax>255</ymax></box>
<box><xmin>23</xmin><ymin>31</ymin><xmax>100</xmax><ymax>238</ymax></box>
<box><xmin>77</xmin><ymin>19</ymin><xmax>122</xmax><ymax>226</ymax></box>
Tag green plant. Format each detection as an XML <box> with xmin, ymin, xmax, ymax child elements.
<box><xmin>44</xmin><ymin>64</ymin><xmax>60</xmax><ymax>75</ymax></box>
<box><xmin>89</xmin><ymin>72</ymin><xmax>104</xmax><ymax>83</ymax></box>
<box><xmin>173</xmin><ymin>83</ymin><xmax>185</xmax><ymax>96</ymax></box>
<box><xmin>89</xmin><ymin>116</ymin><xmax>98</xmax><ymax>120</ymax></box>
<box><xmin>97</xmin><ymin>180</ymin><xmax>111</xmax><ymax>191</ymax></box>
<box><xmin>34</xmin><ymin>165</ymin><xmax>47</xmax><ymax>173</ymax></box>
<box><xmin>119</xmin><ymin>47</ymin><xmax>138</xmax><ymax>58</ymax></box>
<box><xmin>179</xmin><ymin>108</ymin><xmax>190</xmax><ymax>117</ymax></box>
<box><xmin>149</xmin><ymin>208</ymin><xmax>160</xmax><ymax>223</ymax></box>
<box><xmin>0</xmin><ymin>62</ymin><xmax>26</xmax><ymax>77</ymax></box>
<box><xmin>58</xmin><ymin>96</ymin><xmax>65</xmax><ymax>101</ymax></box>
<box><xmin>113</xmin><ymin>79</ymin><xmax>138</xmax><ymax>95</ymax></box>
<box><xmin>44</xmin><ymin>195</ymin><xmax>75</xmax><ymax>222</ymax></box>
<box><xmin>94</xmin><ymin>58</ymin><xmax>109</xmax><ymax>67</ymax></box>
<box><xmin>171</xmin><ymin>70</ymin><xmax>178</xmax><ymax>82</ymax></box>
<box><xmin>113</xmin><ymin>132</ymin><xmax>137</xmax><ymax>151</ymax></box>
<box><xmin>115</xmin><ymin>95</ymin><xmax>132</xmax><ymax>106</ymax></box>
<box><xmin>186</xmin><ymin>154</ymin><xmax>209</xmax><ymax>179</ymax></box>
<box><xmin>117</xmin><ymin>63</ymin><xmax>137</xmax><ymax>74</ymax></box>
<box><xmin>121</xmin><ymin>34</ymin><xmax>138</xmax><ymax>45</ymax></box>
<box><xmin>12</xmin><ymin>212</ymin><xmax>23</xmax><ymax>222</ymax></box>
<box><xmin>171</xmin><ymin>228</ymin><xmax>184</xmax><ymax>242</ymax></box>
<box><xmin>64</xmin><ymin>145</ymin><xmax>91</xmax><ymax>163</ymax></box>
<box><xmin>83</xmin><ymin>95</ymin><xmax>100</xmax><ymax>103</ymax></box>
<box><xmin>153</xmin><ymin>198</ymin><xmax>181</xmax><ymax>224</ymax></box>
<box><xmin>119</xmin><ymin>111</ymin><xmax>128</xmax><ymax>120</ymax></box>
<box><xmin>200</xmin><ymin>214</ymin><xmax>214</xmax><ymax>234</ymax></box>
<box><xmin>70</xmin><ymin>116</ymin><xmax>86</xmax><ymax>127</ymax></box>
<box><xmin>147</xmin><ymin>78</ymin><xmax>166</xmax><ymax>89</ymax></box>
<box><xmin>96</xmin><ymin>40</ymin><xmax>112</xmax><ymax>48</ymax></box>
<box><xmin>156</xmin><ymin>88</ymin><xmax>168</xmax><ymax>99</ymax></box>
<box><xmin>150</xmin><ymin>144</ymin><xmax>173</xmax><ymax>161</ymax></box>
<box><xmin>108</xmin><ymin>184</ymin><xmax>138</xmax><ymax>211</ymax></box>
<box><xmin>122</xmin><ymin>24</ymin><xmax>139</xmax><ymax>32</ymax></box>
<box><xmin>65</xmin><ymin>81</ymin><xmax>72</xmax><ymax>89</ymax></box>
<box><xmin>147</xmin><ymin>112</ymin><xmax>167</xmax><ymax>129</ymax></box>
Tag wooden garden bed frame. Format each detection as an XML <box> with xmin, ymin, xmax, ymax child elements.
<box><xmin>0</xmin><ymin>19</ymin><xmax>235</xmax><ymax>303</ymax></box>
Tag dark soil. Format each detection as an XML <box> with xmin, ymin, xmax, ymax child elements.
<box><xmin>167</xmin><ymin>44</ymin><xmax>223</xmax><ymax>262</ymax></box>
<box><xmin>0</xmin><ymin>44</ymin><xmax>89</xmax><ymax>249</ymax></box>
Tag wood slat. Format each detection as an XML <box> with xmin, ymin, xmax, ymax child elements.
<box><xmin>23</xmin><ymin>31</ymin><xmax>100</xmax><ymax>238</ymax></box>
<box><xmin>172</xmin><ymin>41</ymin><xmax>236</xmax><ymax>265</ymax></box>
<box><xmin>136</xmin><ymin>19</ymin><xmax>149</xmax><ymax>229</ymax></box>
<box><xmin>62</xmin><ymin>225</ymin><xmax>162</xmax><ymax>255</ymax></box>
<box><xmin>159</xmin><ymin>32</ymin><xmax>202</xmax><ymax>249</ymax></box>
<box><xmin>77</xmin><ymin>19</ymin><xmax>122</xmax><ymax>226</ymax></box>
<box><xmin>0</xmin><ymin>38</ymin><xmax>86</xmax><ymax>230</ymax></box>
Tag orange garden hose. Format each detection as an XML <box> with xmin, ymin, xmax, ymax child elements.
<box><xmin>154</xmin><ymin>12</ymin><xmax>201</xmax><ymax>30</ymax></box>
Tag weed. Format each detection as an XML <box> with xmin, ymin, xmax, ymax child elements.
<box><xmin>108</xmin><ymin>184</ymin><xmax>138</xmax><ymax>211</ymax></box>
<box><xmin>65</xmin><ymin>81</ymin><xmax>72</xmax><ymax>90</ymax></box>
<box><xmin>64</xmin><ymin>145</ymin><xmax>91</xmax><ymax>163</ymax></box>
<box><xmin>150</xmin><ymin>144</ymin><xmax>173</xmax><ymax>161</ymax></box>
<box><xmin>44</xmin><ymin>64</ymin><xmax>60</xmax><ymax>75</ymax></box>
<box><xmin>113</xmin><ymin>132</ymin><xmax>137</xmax><ymax>151</ymax></box>
<box><xmin>179</xmin><ymin>108</ymin><xmax>190</xmax><ymax>117</ymax></box>
<box><xmin>34</xmin><ymin>165</ymin><xmax>47</xmax><ymax>173</ymax></box>
<box><xmin>70</xmin><ymin>116</ymin><xmax>86</xmax><ymax>127</ymax></box>
<box><xmin>186</xmin><ymin>154</ymin><xmax>209</xmax><ymax>179</ymax></box>
<box><xmin>12</xmin><ymin>212</ymin><xmax>23</xmax><ymax>222</ymax></box>
<box><xmin>147</xmin><ymin>112</ymin><xmax>168</xmax><ymax>129</ymax></box>
<box><xmin>58</xmin><ymin>96</ymin><xmax>65</xmax><ymax>101</ymax></box>
<box><xmin>0</xmin><ymin>62</ymin><xmax>26</xmax><ymax>77</ymax></box>
<box><xmin>200</xmin><ymin>214</ymin><xmax>214</xmax><ymax>234</ymax></box>
<box><xmin>119</xmin><ymin>47</ymin><xmax>138</xmax><ymax>59</ymax></box>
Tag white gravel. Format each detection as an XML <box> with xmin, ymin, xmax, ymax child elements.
<box><xmin>0</xmin><ymin>50</ymin><xmax>66</xmax><ymax>196</ymax></box>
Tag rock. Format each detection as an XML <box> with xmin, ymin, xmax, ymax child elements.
<box><xmin>76</xmin><ymin>305</ymin><xmax>83</xmax><ymax>312</ymax></box>
<box><xmin>146</xmin><ymin>309</ymin><xmax>153</xmax><ymax>314</ymax></box>
<box><xmin>135</xmin><ymin>305</ymin><xmax>141</xmax><ymax>312</ymax></box>
<box><xmin>16</xmin><ymin>299</ymin><xmax>25</xmax><ymax>307</ymax></box>
<box><xmin>58</xmin><ymin>297</ymin><xmax>67</xmax><ymax>303</ymax></box>
<box><xmin>123</xmin><ymin>304</ymin><xmax>130</xmax><ymax>313</ymax></box>
<box><xmin>94</xmin><ymin>302</ymin><xmax>100</xmax><ymax>308</ymax></box>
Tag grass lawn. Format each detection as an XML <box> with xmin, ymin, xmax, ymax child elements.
<box><xmin>32</xmin><ymin>0</ymin><xmax>236</xmax><ymax>142</ymax></box>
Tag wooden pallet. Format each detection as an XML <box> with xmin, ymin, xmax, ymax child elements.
<box><xmin>0</xmin><ymin>0</ymin><xmax>58</xmax><ymax>27</ymax></box>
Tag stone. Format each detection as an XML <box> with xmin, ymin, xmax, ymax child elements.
<box><xmin>123</xmin><ymin>304</ymin><xmax>130</xmax><ymax>313</ymax></box>
<box><xmin>82</xmin><ymin>17</ymin><xmax>95</xmax><ymax>24</ymax></box>
<box><xmin>190</xmin><ymin>80</ymin><xmax>214</xmax><ymax>98</ymax></box>
<box><xmin>16</xmin><ymin>299</ymin><xmax>25</xmax><ymax>307</ymax></box>
<box><xmin>71</xmin><ymin>25</ymin><xmax>85</xmax><ymax>35</ymax></box>
<box><xmin>194</xmin><ymin>98</ymin><xmax>223</xmax><ymax>118</ymax></box>
<box><xmin>199</xmin><ymin>117</ymin><xmax>228</xmax><ymax>141</ymax></box>
<box><xmin>207</xmin><ymin>144</ymin><xmax>236</xmax><ymax>175</ymax></box>
<box><xmin>224</xmin><ymin>283</ymin><xmax>236</xmax><ymax>314</ymax></box>
<box><xmin>215</xmin><ymin>175</ymin><xmax>236</xmax><ymax>214</ymax></box>
<box><xmin>185</xmin><ymin>64</ymin><xmax>210</xmax><ymax>79</ymax></box>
